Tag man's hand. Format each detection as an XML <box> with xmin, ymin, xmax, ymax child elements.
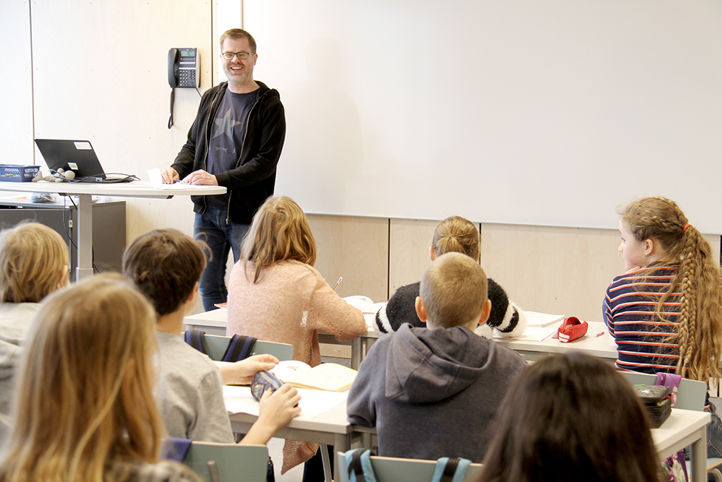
<box><xmin>183</xmin><ymin>169</ymin><xmax>219</xmax><ymax>186</ymax></box>
<box><xmin>161</xmin><ymin>167</ymin><xmax>179</xmax><ymax>184</ymax></box>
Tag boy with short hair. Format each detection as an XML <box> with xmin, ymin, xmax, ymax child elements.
<box><xmin>122</xmin><ymin>228</ymin><xmax>300</xmax><ymax>445</ymax></box>
<box><xmin>347</xmin><ymin>252</ymin><xmax>526</xmax><ymax>461</ymax></box>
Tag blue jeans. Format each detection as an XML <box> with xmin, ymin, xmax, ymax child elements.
<box><xmin>194</xmin><ymin>207</ymin><xmax>249</xmax><ymax>311</ymax></box>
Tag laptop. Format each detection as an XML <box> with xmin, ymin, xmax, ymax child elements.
<box><xmin>34</xmin><ymin>139</ymin><xmax>134</xmax><ymax>183</ymax></box>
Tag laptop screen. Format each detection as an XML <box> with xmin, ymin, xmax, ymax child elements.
<box><xmin>34</xmin><ymin>139</ymin><xmax>106</xmax><ymax>180</ymax></box>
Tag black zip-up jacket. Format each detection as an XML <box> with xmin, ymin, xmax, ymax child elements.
<box><xmin>171</xmin><ymin>81</ymin><xmax>286</xmax><ymax>224</ymax></box>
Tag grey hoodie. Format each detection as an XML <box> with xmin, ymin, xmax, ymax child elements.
<box><xmin>347</xmin><ymin>323</ymin><xmax>526</xmax><ymax>461</ymax></box>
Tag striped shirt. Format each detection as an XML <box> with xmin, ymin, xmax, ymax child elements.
<box><xmin>603</xmin><ymin>265</ymin><xmax>682</xmax><ymax>374</ymax></box>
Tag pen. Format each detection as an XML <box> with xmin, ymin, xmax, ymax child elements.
<box><xmin>333</xmin><ymin>276</ymin><xmax>343</xmax><ymax>290</ymax></box>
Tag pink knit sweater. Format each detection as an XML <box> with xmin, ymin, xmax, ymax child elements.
<box><xmin>227</xmin><ymin>259</ymin><xmax>366</xmax><ymax>472</ymax></box>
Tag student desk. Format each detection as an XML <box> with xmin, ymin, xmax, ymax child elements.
<box><xmin>184</xmin><ymin>308</ymin><xmax>379</xmax><ymax>369</ymax></box>
<box><xmin>224</xmin><ymin>385</ymin><xmax>710</xmax><ymax>482</ymax></box>
<box><xmin>225</xmin><ymin>387</ymin><xmax>352</xmax><ymax>482</ymax></box>
<box><xmin>494</xmin><ymin>321</ymin><xmax>617</xmax><ymax>363</ymax></box>
<box><xmin>0</xmin><ymin>181</ymin><xmax>225</xmax><ymax>280</ymax></box>
<box><xmin>653</xmin><ymin>408</ymin><xmax>710</xmax><ymax>482</ymax></box>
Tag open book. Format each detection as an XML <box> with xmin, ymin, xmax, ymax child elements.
<box><xmin>270</xmin><ymin>360</ymin><xmax>358</xmax><ymax>392</ymax></box>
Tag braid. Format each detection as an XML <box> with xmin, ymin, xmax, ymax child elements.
<box><xmin>676</xmin><ymin>255</ymin><xmax>695</xmax><ymax>376</ymax></box>
<box><xmin>681</xmin><ymin>228</ymin><xmax>722</xmax><ymax>380</ymax></box>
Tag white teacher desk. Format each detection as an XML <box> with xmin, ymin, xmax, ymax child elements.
<box><xmin>0</xmin><ymin>181</ymin><xmax>225</xmax><ymax>280</ymax></box>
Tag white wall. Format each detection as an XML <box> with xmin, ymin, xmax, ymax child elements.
<box><xmin>4</xmin><ymin>1</ymin><xmax>719</xmax><ymax>320</ymax></box>
<box><xmin>245</xmin><ymin>0</ymin><xmax>722</xmax><ymax>234</ymax></box>
<box><xmin>23</xmin><ymin>0</ymin><xmax>214</xmax><ymax>240</ymax></box>
<box><xmin>2</xmin><ymin>0</ymin><xmax>34</xmax><ymax>166</ymax></box>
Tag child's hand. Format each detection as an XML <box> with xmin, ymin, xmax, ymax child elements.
<box><xmin>258</xmin><ymin>383</ymin><xmax>302</xmax><ymax>431</ymax></box>
<box><xmin>218</xmin><ymin>354</ymin><xmax>279</xmax><ymax>385</ymax></box>
<box><xmin>239</xmin><ymin>383</ymin><xmax>301</xmax><ymax>445</ymax></box>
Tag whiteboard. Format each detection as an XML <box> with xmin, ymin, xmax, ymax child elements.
<box><xmin>244</xmin><ymin>0</ymin><xmax>722</xmax><ymax>233</ymax></box>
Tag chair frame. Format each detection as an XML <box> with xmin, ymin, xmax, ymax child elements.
<box><xmin>184</xmin><ymin>441</ymin><xmax>268</xmax><ymax>482</ymax></box>
<box><xmin>183</xmin><ymin>332</ymin><xmax>294</xmax><ymax>361</ymax></box>
<box><xmin>335</xmin><ymin>452</ymin><xmax>483</xmax><ymax>482</ymax></box>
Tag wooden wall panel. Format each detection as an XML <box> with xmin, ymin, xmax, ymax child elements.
<box><xmin>480</xmin><ymin>224</ymin><xmax>623</xmax><ymax>321</ymax></box>
<box><xmin>307</xmin><ymin>214</ymin><xmax>388</xmax><ymax>302</ymax></box>
<box><xmin>388</xmin><ymin>219</ymin><xmax>437</xmax><ymax>298</ymax></box>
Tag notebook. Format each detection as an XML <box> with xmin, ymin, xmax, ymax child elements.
<box><xmin>34</xmin><ymin>139</ymin><xmax>134</xmax><ymax>183</ymax></box>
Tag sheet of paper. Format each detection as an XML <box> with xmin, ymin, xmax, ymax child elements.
<box><xmin>494</xmin><ymin>324</ymin><xmax>557</xmax><ymax>342</ymax></box>
<box><xmin>223</xmin><ymin>385</ymin><xmax>347</xmax><ymax>418</ymax></box>
<box><xmin>365</xmin><ymin>302</ymin><xmax>386</xmax><ymax>314</ymax></box>
<box><xmin>525</xmin><ymin>311</ymin><xmax>565</xmax><ymax>327</ymax></box>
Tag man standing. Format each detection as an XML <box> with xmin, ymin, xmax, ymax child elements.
<box><xmin>163</xmin><ymin>29</ymin><xmax>285</xmax><ymax>311</ymax></box>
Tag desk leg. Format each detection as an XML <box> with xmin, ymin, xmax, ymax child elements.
<box><xmin>691</xmin><ymin>429</ymin><xmax>707</xmax><ymax>482</ymax></box>
<box><xmin>334</xmin><ymin>434</ymin><xmax>350</xmax><ymax>482</ymax></box>
<box><xmin>352</xmin><ymin>337</ymin><xmax>362</xmax><ymax>369</ymax></box>
<box><xmin>320</xmin><ymin>444</ymin><xmax>332</xmax><ymax>482</ymax></box>
<box><xmin>75</xmin><ymin>194</ymin><xmax>94</xmax><ymax>281</ymax></box>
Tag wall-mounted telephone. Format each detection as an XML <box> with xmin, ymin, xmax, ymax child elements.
<box><xmin>168</xmin><ymin>48</ymin><xmax>200</xmax><ymax>88</ymax></box>
<box><xmin>167</xmin><ymin>48</ymin><xmax>200</xmax><ymax>129</ymax></box>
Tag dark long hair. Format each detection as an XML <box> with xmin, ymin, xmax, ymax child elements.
<box><xmin>477</xmin><ymin>352</ymin><xmax>662</xmax><ymax>482</ymax></box>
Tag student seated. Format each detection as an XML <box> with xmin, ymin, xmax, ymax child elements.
<box><xmin>603</xmin><ymin>196</ymin><xmax>722</xmax><ymax>456</ymax></box>
<box><xmin>122</xmin><ymin>228</ymin><xmax>300</xmax><ymax>445</ymax></box>
<box><xmin>0</xmin><ymin>274</ymin><xmax>196</xmax><ymax>481</ymax></box>
<box><xmin>226</xmin><ymin>195</ymin><xmax>367</xmax><ymax>474</ymax></box>
<box><xmin>347</xmin><ymin>252</ymin><xmax>526</xmax><ymax>461</ymax></box>
<box><xmin>476</xmin><ymin>352</ymin><xmax>662</xmax><ymax>482</ymax></box>
<box><xmin>0</xmin><ymin>223</ymin><xmax>69</xmax><ymax>444</ymax></box>
<box><xmin>375</xmin><ymin>215</ymin><xmax>526</xmax><ymax>338</ymax></box>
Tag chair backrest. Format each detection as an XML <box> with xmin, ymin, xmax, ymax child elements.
<box><xmin>620</xmin><ymin>371</ymin><xmax>707</xmax><ymax>411</ymax></box>
<box><xmin>335</xmin><ymin>452</ymin><xmax>483</xmax><ymax>482</ymax></box>
<box><xmin>185</xmin><ymin>332</ymin><xmax>294</xmax><ymax>361</ymax></box>
<box><xmin>184</xmin><ymin>442</ymin><xmax>268</xmax><ymax>482</ymax></box>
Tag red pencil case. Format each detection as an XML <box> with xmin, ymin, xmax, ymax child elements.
<box><xmin>557</xmin><ymin>316</ymin><xmax>588</xmax><ymax>342</ymax></box>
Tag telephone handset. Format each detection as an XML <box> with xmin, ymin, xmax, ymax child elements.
<box><xmin>167</xmin><ymin>48</ymin><xmax>200</xmax><ymax>88</ymax></box>
<box><xmin>167</xmin><ymin>48</ymin><xmax>200</xmax><ymax>129</ymax></box>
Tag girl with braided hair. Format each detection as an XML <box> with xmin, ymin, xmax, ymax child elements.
<box><xmin>603</xmin><ymin>196</ymin><xmax>722</xmax><ymax>456</ymax></box>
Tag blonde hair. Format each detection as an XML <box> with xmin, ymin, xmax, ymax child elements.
<box><xmin>240</xmin><ymin>196</ymin><xmax>316</xmax><ymax>283</ymax></box>
<box><xmin>432</xmin><ymin>216</ymin><xmax>480</xmax><ymax>261</ymax></box>
<box><xmin>0</xmin><ymin>274</ymin><xmax>167</xmax><ymax>482</ymax></box>
<box><xmin>621</xmin><ymin>196</ymin><xmax>722</xmax><ymax>380</ymax></box>
<box><xmin>420</xmin><ymin>252</ymin><xmax>488</xmax><ymax>328</ymax></box>
<box><xmin>0</xmin><ymin>222</ymin><xmax>69</xmax><ymax>302</ymax></box>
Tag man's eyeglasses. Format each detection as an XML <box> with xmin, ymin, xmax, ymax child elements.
<box><xmin>221</xmin><ymin>51</ymin><xmax>254</xmax><ymax>60</ymax></box>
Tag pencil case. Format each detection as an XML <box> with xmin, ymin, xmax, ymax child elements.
<box><xmin>250</xmin><ymin>370</ymin><xmax>283</xmax><ymax>402</ymax></box>
<box><xmin>633</xmin><ymin>384</ymin><xmax>672</xmax><ymax>428</ymax></box>
<box><xmin>557</xmin><ymin>316</ymin><xmax>588</xmax><ymax>343</ymax></box>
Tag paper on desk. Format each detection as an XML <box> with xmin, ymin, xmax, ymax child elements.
<box><xmin>366</xmin><ymin>302</ymin><xmax>386</xmax><ymax>314</ymax></box>
<box><xmin>494</xmin><ymin>324</ymin><xmax>558</xmax><ymax>342</ymax></box>
<box><xmin>525</xmin><ymin>311</ymin><xmax>564</xmax><ymax>327</ymax></box>
<box><xmin>223</xmin><ymin>385</ymin><xmax>347</xmax><ymax>418</ymax></box>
